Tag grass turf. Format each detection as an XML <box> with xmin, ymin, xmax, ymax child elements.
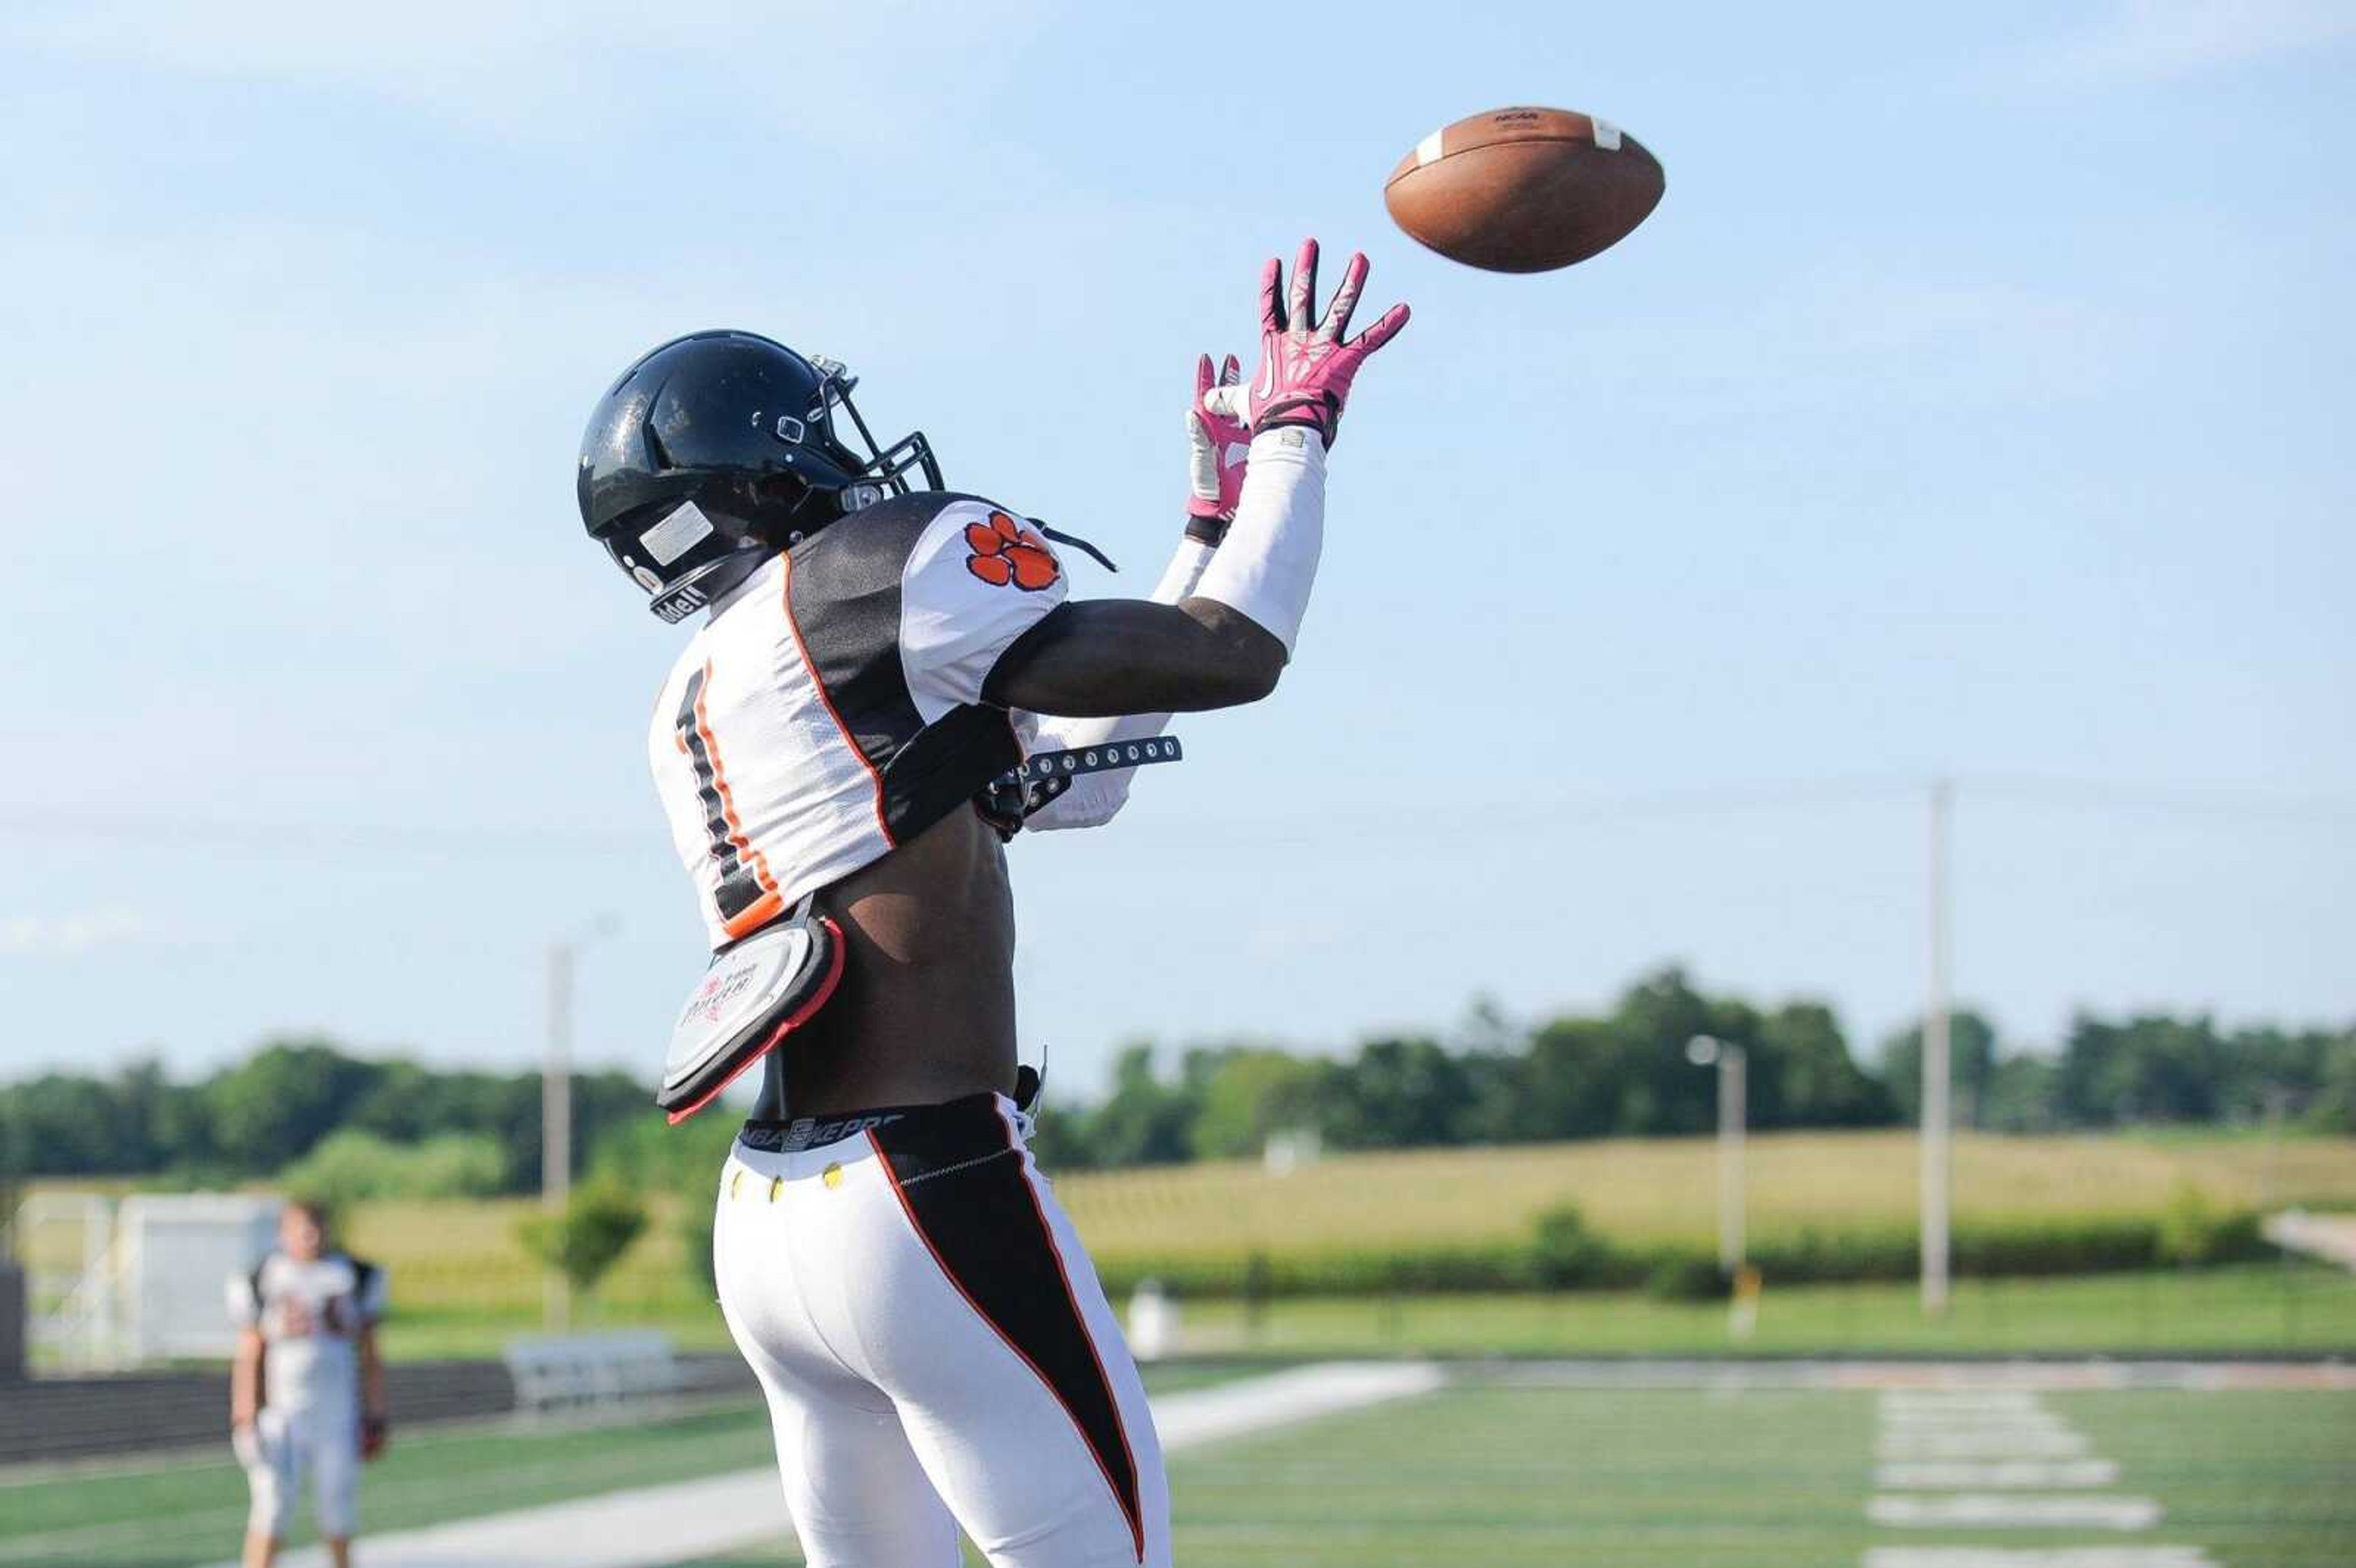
<box><xmin>1169</xmin><ymin>1262</ymin><xmax>2356</xmax><ymax>1358</ymax></box>
<box><xmin>9</xmin><ymin>1375</ymin><xmax>2349</xmax><ymax>1567</ymax></box>
<box><xmin>368</xmin><ymin>1262</ymin><xmax>2356</xmax><ymax>1362</ymax></box>
<box><xmin>0</xmin><ymin>1365</ymin><xmax>1261</xmax><ymax>1568</ymax></box>
<box><xmin>671</xmin><ymin>1382</ymin><xmax>2356</xmax><ymax>1567</ymax></box>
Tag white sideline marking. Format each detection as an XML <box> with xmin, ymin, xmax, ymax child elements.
<box><xmin>1484</xmin><ymin>1359</ymin><xmax>2356</xmax><ymax>1391</ymax></box>
<box><xmin>1879</xmin><ymin>1429</ymin><xmax>2090</xmax><ymax>1458</ymax></box>
<box><xmin>1877</xmin><ymin>1459</ymin><xmax>2120</xmax><ymax>1489</ymax></box>
<box><xmin>1877</xmin><ymin>1412</ymin><xmax>2079</xmax><ymax>1433</ymax></box>
<box><xmin>1149</xmin><ymin>1360</ymin><xmax>1444</xmax><ymax>1449</ymax></box>
<box><xmin>1881</xmin><ymin>1391</ymin><xmax>2046</xmax><ymax>1412</ymax></box>
<box><xmin>1856</xmin><ymin>1544</ymin><xmax>2205</xmax><ymax>1553</ymax></box>
<box><xmin>202</xmin><ymin>1361</ymin><xmax>1444</xmax><ymax>1568</ymax></box>
<box><xmin>1868</xmin><ymin>1494</ymin><xmax>2163</xmax><ymax>1531</ymax></box>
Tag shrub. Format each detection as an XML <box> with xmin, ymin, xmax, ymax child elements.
<box><xmin>1084</xmin><ymin>1205</ymin><xmax>2274</xmax><ymax>1301</ymax></box>
<box><xmin>516</xmin><ymin>1183</ymin><xmax>649</xmax><ymax>1299</ymax></box>
<box><xmin>1530</xmin><ymin>1203</ymin><xmax>1620</xmax><ymax>1289</ymax></box>
<box><xmin>2158</xmin><ymin>1182</ymin><xmax>2263</xmax><ymax>1266</ymax></box>
<box><xmin>1644</xmin><ymin>1253</ymin><xmax>1731</xmax><ymax>1302</ymax></box>
<box><xmin>278</xmin><ymin>1129</ymin><xmax>506</xmax><ymax>1207</ymax></box>
<box><xmin>590</xmin><ymin>1113</ymin><xmax>733</xmax><ymax>1296</ymax></box>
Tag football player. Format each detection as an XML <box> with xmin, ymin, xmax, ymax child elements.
<box><xmin>577</xmin><ymin>240</ymin><xmax>1406</xmax><ymax>1567</ymax></box>
<box><xmin>227</xmin><ymin>1199</ymin><xmax>390</xmax><ymax>1568</ymax></box>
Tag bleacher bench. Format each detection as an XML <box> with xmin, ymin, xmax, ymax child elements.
<box><xmin>503</xmin><ymin>1331</ymin><xmax>683</xmax><ymax>1413</ymax></box>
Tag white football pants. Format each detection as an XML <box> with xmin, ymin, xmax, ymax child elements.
<box><xmin>713</xmin><ymin>1093</ymin><xmax>1170</xmax><ymax>1567</ymax></box>
<box><xmin>236</xmin><ymin>1401</ymin><xmax>358</xmax><ymax>1539</ymax></box>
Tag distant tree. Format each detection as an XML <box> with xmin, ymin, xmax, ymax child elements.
<box><xmin>1515</xmin><ymin>1017</ymin><xmax>1621</xmax><ymax>1142</ymax></box>
<box><xmin>1187</xmin><ymin>1048</ymin><xmax>1320</xmax><ymax>1161</ymax></box>
<box><xmin>1606</xmin><ymin>967</ymin><xmax>1735</xmax><ymax>1137</ymax></box>
<box><xmin>1880</xmin><ymin>1012</ymin><xmax>2000</xmax><ymax>1128</ymax></box>
<box><xmin>204</xmin><ymin>1039</ymin><xmax>382</xmax><ymax>1174</ymax></box>
<box><xmin>1758</xmin><ymin>1002</ymin><xmax>1893</xmax><ymax>1129</ymax></box>
<box><xmin>280</xmin><ymin>1129</ymin><xmax>506</xmax><ymax>1207</ymax></box>
<box><xmin>1317</xmin><ymin>1037</ymin><xmax>1471</xmax><ymax>1150</ymax></box>
<box><xmin>1981</xmin><ymin>1053</ymin><xmax>2063</xmax><ymax>1132</ymax></box>
<box><xmin>2213</xmin><ymin>1026</ymin><xmax>2338</xmax><ymax>1125</ymax></box>
<box><xmin>1085</xmin><ymin>1043</ymin><xmax>1195</xmax><ymax>1167</ymax></box>
<box><xmin>2308</xmin><ymin>1034</ymin><xmax>2356</xmax><ymax>1135</ymax></box>
<box><xmin>1451</xmin><ymin>1050</ymin><xmax>1529</xmax><ymax>1147</ymax></box>
<box><xmin>0</xmin><ymin>1073</ymin><xmax>120</xmax><ymax>1177</ymax></box>
<box><xmin>2059</xmin><ymin>1013</ymin><xmax>2227</xmax><ymax>1126</ymax></box>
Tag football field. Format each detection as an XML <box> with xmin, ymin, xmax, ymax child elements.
<box><xmin>9</xmin><ymin>1367</ymin><xmax>2349</xmax><ymax>1568</ymax></box>
<box><xmin>670</xmin><ymin>1375</ymin><xmax>2356</xmax><ymax>1567</ymax></box>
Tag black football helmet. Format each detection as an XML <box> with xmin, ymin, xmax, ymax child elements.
<box><xmin>577</xmin><ymin>329</ymin><xmax>942</xmax><ymax>623</ymax></box>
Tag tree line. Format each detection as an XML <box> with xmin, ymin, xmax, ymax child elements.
<box><xmin>2</xmin><ymin>967</ymin><xmax>2350</xmax><ymax>1185</ymax></box>
<box><xmin>0</xmin><ymin>1039</ymin><xmax>647</xmax><ymax>1187</ymax></box>
<box><xmin>1028</xmin><ymin>968</ymin><xmax>2355</xmax><ymax>1169</ymax></box>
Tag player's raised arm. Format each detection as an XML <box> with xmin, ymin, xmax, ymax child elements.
<box><xmin>985</xmin><ymin>239</ymin><xmax>1408</xmax><ymax>720</ymax></box>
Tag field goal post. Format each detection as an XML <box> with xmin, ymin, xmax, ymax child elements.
<box><xmin>12</xmin><ymin>1192</ymin><xmax>281</xmax><ymax>1370</ymax></box>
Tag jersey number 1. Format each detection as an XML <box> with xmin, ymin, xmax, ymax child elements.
<box><xmin>674</xmin><ymin>664</ymin><xmax>782</xmax><ymax>939</ymax></box>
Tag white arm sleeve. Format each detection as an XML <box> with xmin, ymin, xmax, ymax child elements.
<box><xmin>1022</xmin><ymin>534</ymin><xmax>1216</xmax><ymax>832</ymax></box>
<box><xmin>1190</xmin><ymin>425</ymin><xmax>1326</xmax><ymax>655</ymax></box>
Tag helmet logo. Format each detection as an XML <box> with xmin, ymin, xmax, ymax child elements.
<box><xmin>639</xmin><ymin>501</ymin><xmax>716</xmax><ymax>567</ymax></box>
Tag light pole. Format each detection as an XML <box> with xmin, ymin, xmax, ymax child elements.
<box><xmin>1686</xmin><ymin>1035</ymin><xmax>1747</xmax><ymax>1274</ymax></box>
<box><xmin>1921</xmin><ymin>778</ymin><xmax>1954</xmax><ymax>1318</ymax></box>
<box><xmin>544</xmin><ymin>914</ymin><xmax>618</xmax><ymax>1329</ymax></box>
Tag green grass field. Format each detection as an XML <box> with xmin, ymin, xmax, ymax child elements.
<box><xmin>671</xmin><ymin>1380</ymin><xmax>2356</xmax><ymax>1567</ymax></box>
<box><xmin>0</xmin><ymin>1404</ymin><xmax>775</xmax><ymax>1568</ymax></box>
<box><xmin>10</xmin><ymin>1373</ymin><xmax>2350</xmax><ymax>1568</ymax></box>
<box><xmin>0</xmin><ymin>1367</ymin><xmax>1257</xmax><ymax>1568</ymax></box>
<box><xmin>368</xmin><ymin>1264</ymin><xmax>2356</xmax><ymax>1363</ymax></box>
<box><xmin>1171</xmin><ymin>1263</ymin><xmax>2356</xmax><ymax>1358</ymax></box>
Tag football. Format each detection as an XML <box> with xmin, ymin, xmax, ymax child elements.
<box><xmin>1384</xmin><ymin>106</ymin><xmax>1665</xmax><ymax>273</ymax></box>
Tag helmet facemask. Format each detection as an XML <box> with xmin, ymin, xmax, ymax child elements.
<box><xmin>806</xmin><ymin>356</ymin><xmax>942</xmax><ymax>509</ymax></box>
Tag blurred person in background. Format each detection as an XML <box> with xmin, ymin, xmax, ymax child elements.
<box><xmin>227</xmin><ymin>1198</ymin><xmax>390</xmax><ymax>1568</ymax></box>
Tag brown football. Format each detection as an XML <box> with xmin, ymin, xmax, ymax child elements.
<box><xmin>1384</xmin><ymin>106</ymin><xmax>1665</xmax><ymax>273</ymax></box>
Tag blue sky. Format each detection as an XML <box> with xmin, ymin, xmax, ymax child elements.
<box><xmin>2</xmin><ymin>1</ymin><xmax>2350</xmax><ymax>1099</ymax></box>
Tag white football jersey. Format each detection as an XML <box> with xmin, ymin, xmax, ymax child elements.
<box><xmin>649</xmin><ymin>494</ymin><xmax>1068</xmax><ymax>948</ymax></box>
<box><xmin>227</xmin><ymin>1250</ymin><xmax>386</xmax><ymax>1410</ymax></box>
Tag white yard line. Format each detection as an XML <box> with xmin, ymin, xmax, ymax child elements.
<box><xmin>1876</xmin><ymin>1459</ymin><xmax>2122</xmax><ymax>1489</ymax></box>
<box><xmin>1876</xmin><ymin>1399</ymin><xmax>2074</xmax><ymax>1426</ymax></box>
<box><xmin>1860</xmin><ymin>1388</ymin><xmax>2184</xmax><ymax>1558</ymax></box>
<box><xmin>1879</xmin><ymin>1431</ymin><xmax>2093</xmax><ymax>1458</ymax></box>
<box><xmin>1485</xmin><ymin>1359</ymin><xmax>2356</xmax><ymax>1391</ymax></box>
<box><xmin>1879</xmin><ymin>1392</ymin><xmax>2048</xmax><ymax>1412</ymax></box>
<box><xmin>1868</xmin><ymin>1495</ymin><xmax>2163</xmax><ymax>1531</ymax></box>
<box><xmin>197</xmin><ymin>1361</ymin><xmax>1444</xmax><ymax>1568</ymax></box>
<box><xmin>1856</xmin><ymin>1544</ymin><xmax>2205</xmax><ymax>1553</ymax></box>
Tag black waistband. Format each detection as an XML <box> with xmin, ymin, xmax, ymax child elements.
<box><xmin>739</xmin><ymin>1091</ymin><xmax>1003</xmax><ymax>1155</ymax></box>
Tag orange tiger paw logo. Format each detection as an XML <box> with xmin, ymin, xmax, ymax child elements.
<box><xmin>964</xmin><ymin>511</ymin><xmax>1061</xmax><ymax>592</ymax></box>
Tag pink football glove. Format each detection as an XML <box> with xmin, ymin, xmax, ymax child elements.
<box><xmin>1185</xmin><ymin>352</ymin><xmax>1249</xmax><ymax>537</ymax></box>
<box><xmin>1231</xmin><ymin>238</ymin><xmax>1410</xmax><ymax>446</ymax></box>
